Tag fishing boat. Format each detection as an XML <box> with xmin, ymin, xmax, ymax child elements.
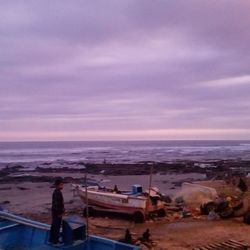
<box><xmin>72</xmin><ymin>184</ymin><xmax>166</xmax><ymax>223</ymax></box>
<box><xmin>0</xmin><ymin>211</ymin><xmax>139</xmax><ymax>250</ymax></box>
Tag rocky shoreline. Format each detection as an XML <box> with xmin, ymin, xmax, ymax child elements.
<box><xmin>1</xmin><ymin>159</ymin><xmax>250</xmax><ymax>184</ymax></box>
<box><xmin>1</xmin><ymin>159</ymin><xmax>250</xmax><ymax>249</ymax></box>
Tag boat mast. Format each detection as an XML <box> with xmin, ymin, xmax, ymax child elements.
<box><xmin>148</xmin><ymin>162</ymin><xmax>153</xmax><ymax>195</ymax></box>
<box><xmin>146</xmin><ymin>162</ymin><xmax>154</xmax><ymax>214</ymax></box>
<box><xmin>85</xmin><ymin>173</ymin><xmax>89</xmax><ymax>238</ymax></box>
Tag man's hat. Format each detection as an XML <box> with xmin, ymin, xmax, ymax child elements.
<box><xmin>54</xmin><ymin>178</ymin><xmax>63</xmax><ymax>186</ymax></box>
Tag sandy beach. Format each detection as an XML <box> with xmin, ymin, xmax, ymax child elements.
<box><xmin>1</xmin><ymin>160</ymin><xmax>250</xmax><ymax>249</ymax></box>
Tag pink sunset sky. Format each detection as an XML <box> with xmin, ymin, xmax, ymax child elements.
<box><xmin>0</xmin><ymin>0</ymin><xmax>250</xmax><ymax>141</ymax></box>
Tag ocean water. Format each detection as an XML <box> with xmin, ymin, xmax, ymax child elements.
<box><xmin>0</xmin><ymin>140</ymin><xmax>250</xmax><ymax>164</ymax></box>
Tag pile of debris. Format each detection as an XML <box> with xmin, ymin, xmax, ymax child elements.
<box><xmin>164</xmin><ymin>177</ymin><xmax>250</xmax><ymax>224</ymax></box>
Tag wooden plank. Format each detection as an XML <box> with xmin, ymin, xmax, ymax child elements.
<box><xmin>221</xmin><ymin>241</ymin><xmax>239</xmax><ymax>249</ymax></box>
<box><xmin>226</xmin><ymin>240</ymin><xmax>243</xmax><ymax>247</ymax></box>
<box><xmin>225</xmin><ymin>241</ymin><xmax>246</xmax><ymax>249</ymax></box>
<box><xmin>202</xmin><ymin>246</ymin><xmax>216</xmax><ymax>250</ymax></box>
<box><xmin>194</xmin><ymin>239</ymin><xmax>249</xmax><ymax>250</ymax></box>
<box><xmin>202</xmin><ymin>245</ymin><xmax>217</xmax><ymax>250</ymax></box>
<box><xmin>210</xmin><ymin>243</ymin><xmax>228</xmax><ymax>249</ymax></box>
<box><xmin>228</xmin><ymin>239</ymin><xmax>249</xmax><ymax>247</ymax></box>
<box><xmin>197</xmin><ymin>247</ymin><xmax>211</xmax><ymax>250</ymax></box>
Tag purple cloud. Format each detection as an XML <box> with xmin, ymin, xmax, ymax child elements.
<box><xmin>0</xmin><ymin>0</ymin><xmax>250</xmax><ymax>140</ymax></box>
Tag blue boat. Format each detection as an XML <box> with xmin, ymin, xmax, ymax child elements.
<box><xmin>0</xmin><ymin>211</ymin><xmax>140</xmax><ymax>250</ymax></box>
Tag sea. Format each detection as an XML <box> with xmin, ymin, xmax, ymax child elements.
<box><xmin>0</xmin><ymin>140</ymin><xmax>250</xmax><ymax>164</ymax></box>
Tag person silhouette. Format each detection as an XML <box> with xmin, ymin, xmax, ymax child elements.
<box><xmin>49</xmin><ymin>178</ymin><xmax>65</xmax><ymax>245</ymax></box>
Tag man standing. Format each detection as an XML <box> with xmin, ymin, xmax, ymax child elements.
<box><xmin>49</xmin><ymin>178</ymin><xmax>65</xmax><ymax>245</ymax></box>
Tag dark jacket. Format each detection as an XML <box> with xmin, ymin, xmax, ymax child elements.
<box><xmin>52</xmin><ymin>188</ymin><xmax>64</xmax><ymax>217</ymax></box>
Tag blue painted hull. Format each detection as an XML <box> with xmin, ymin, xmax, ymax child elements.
<box><xmin>0</xmin><ymin>211</ymin><xmax>139</xmax><ymax>250</ymax></box>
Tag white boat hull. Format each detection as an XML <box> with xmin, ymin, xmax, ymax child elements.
<box><xmin>73</xmin><ymin>185</ymin><xmax>165</xmax><ymax>216</ymax></box>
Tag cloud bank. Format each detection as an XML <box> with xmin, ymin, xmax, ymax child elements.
<box><xmin>0</xmin><ymin>0</ymin><xmax>250</xmax><ymax>140</ymax></box>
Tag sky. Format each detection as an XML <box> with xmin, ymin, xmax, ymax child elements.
<box><xmin>0</xmin><ymin>0</ymin><xmax>250</xmax><ymax>141</ymax></box>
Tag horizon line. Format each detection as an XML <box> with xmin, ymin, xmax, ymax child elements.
<box><xmin>1</xmin><ymin>139</ymin><xmax>250</xmax><ymax>143</ymax></box>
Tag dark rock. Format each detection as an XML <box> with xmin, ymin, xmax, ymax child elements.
<box><xmin>1</xmin><ymin>200</ymin><xmax>10</xmax><ymax>204</ymax></box>
<box><xmin>17</xmin><ymin>186</ymin><xmax>30</xmax><ymax>190</ymax></box>
<box><xmin>0</xmin><ymin>187</ymin><xmax>12</xmax><ymax>190</ymax></box>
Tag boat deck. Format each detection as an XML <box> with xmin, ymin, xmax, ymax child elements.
<box><xmin>0</xmin><ymin>211</ymin><xmax>139</xmax><ymax>250</ymax></box>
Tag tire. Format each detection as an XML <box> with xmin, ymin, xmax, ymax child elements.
<box><xmin>243</xmin><ymin>211</ymin><xmax>250</xmax><ymax>224</ymax></box>
<box><xmin>219</xmin><ymin>207</ymin><xmax>234</xmax><ymax>219</ymax></box>
<box><xmin>83</xmin><ymin>206</ymin><xmax>95</xmax><ymax>217</ymax></box>
<box><xmin>157</xmin><ymin>208</ymin><xmax>166</xmax><ymax>217</ymax></box>
<box><xmin>133</xmin><ymin>211</ymin><xmax>145</xmax><ymax>223</ymax></box>
<box><xmin>200</xmin><ymin>202</ymin><xmax>216</xmax><ymax>215</ymax></box>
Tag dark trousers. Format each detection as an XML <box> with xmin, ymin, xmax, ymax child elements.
<box><xmin>49</xmin><ymin>215</ymin><xmax>62</xmax><ymax>243</ymax></box>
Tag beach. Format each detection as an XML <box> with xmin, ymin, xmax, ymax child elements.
<box><xmin>1</xmin><ymin>160</ymin><xmax>250</xmax><ymax>249</ymax></box>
